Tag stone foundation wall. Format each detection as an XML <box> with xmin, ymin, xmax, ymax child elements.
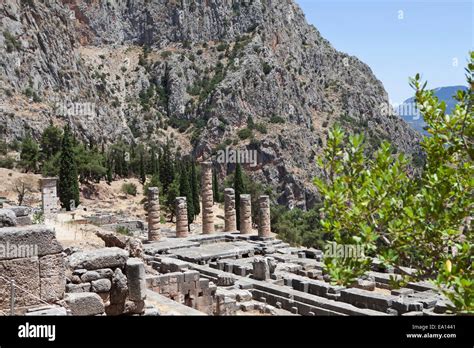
<box><xmin>65</xmin><ymin>247</ymin><xmax>147</xmax><ymax>316</ymax></box>
<box><xmin>146</xmin><ymin>270</ymin><xmax>216</xmax><ymax>315</ymax></box>
<box><xmin>0</xmin><ymin>225</ymin><xmax>65</xmax><ymax>311</ymax></box>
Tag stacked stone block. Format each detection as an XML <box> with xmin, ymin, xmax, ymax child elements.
<box><xmin>224</xmin><ymin>188</ymin><xmax>237</xmax><ymax>232</ymax></box>
<box><xmin>147</xmin><ymin>187</ymin><xmax>161</xmax><ymax>241</ymax></box>
<box><xmin>239</xmin><ymin>194</ymin><xmax>252</xmax><ymax>234</ymax></box>
<box><xmin>175</xmin><ymin>197</ymin><xmax>189</xmax><ymax>238</ymax></box>
<box><xmin>146</xmin><ymin>270</ymin><xmax>216</xmax><ymax>315</ymax></box>
<box><xmin>65</xmin><ymin>247</ymin><xmax>147</xmax><ymax>316</ymax></box>
<box><xmin>40</xmin><ymin>178</ymin><xmax>58</xmax><ymax>216</ymax></box>
<box><xmin>258</xmin><ymin>195</ymin><xmax>271</xmax><ymax>238</ymax></box>
<box><xmin>0</xmin><ymin>225</ymin><xmax>65</xmax><ymax>311</ymax></box>
<box><xmin>201</xmin><ymin>162</ymin><xmax>215</xmax><ymax>234</ymax></box>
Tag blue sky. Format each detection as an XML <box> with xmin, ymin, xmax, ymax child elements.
<box><xmin>296</xmin><ymin>0</ymin><xmax>473</xmax><ymax>103</ymax></box>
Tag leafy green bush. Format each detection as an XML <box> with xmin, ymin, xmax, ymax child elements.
<box><xmin>254</xmin><ymin>123</ymin><xmax>268</xmax><ymax>134</ymax></box>
<box><xmin>216</xmin><ymin>43</ymin><xmax>228</xmax><ymax>52</ymax></box>
<box><xmin>0</xmin><ymin>156</ymin><xmax>15</xmax><ymax>169</ymax></box>
<box><xmin>272</xmin><ymin>206</ymin><xmax>326</xmax><ymax>249</ymax></box>
<box><xmin>161</xmin><ymin>51</ymin><xmax>172</xmax><ymax>59</ymax></box>
<box><xmin>32</xmin><ymin>211</ymin><xmax>44</xmax><ymax>225</ymax></box>
<box><xmin>116</xmin><ymin>226</ymin><xmax>133</xmax><ymax>236</ymax></box>
<box><xmin>237</xmin><ymin>128</ymin><xmax>253</xmax><ymax>140</ymax></box>
<box><xmin>262</xmin><ymin>62</ymin><xmax>273</xmax><ymax>75</ymax></box>
<box><xmin>270</xmin><ymin>115</ymin><xmax>285</xmax><ymax>124</ymax></box>
<box><xmin>4</xmin><ymin>31</ymin><xmax>21</xmax><ymax>53</ymax></box>
<box><xmin>314</xmin><ymin>54</ymin><xmax>473</xmax><ymax>313</ymax></box>
<box><xmin>121</xmin><ymin>183</ymin><xmax>137</xmax><ymax>196</ymax></box>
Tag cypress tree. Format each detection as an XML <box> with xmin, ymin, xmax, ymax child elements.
<box><xmin>150</xmin><ymin>147</ymin><xmax>159</xmax><ymax>176</ymax></box>
<box><xmin>234</xmin><ymin>163</ymin><xmax>245</xmax><ymax>230</ymax></box>
<box><xmin>179</xmin><ymin>162</ymin><xmax>194</xmax><ymax>229</ymax></box>
<box><xmin>191</xmin><ymin>161</ymin><xmax>200</xmax><ymax>217</ymax></box>
<box><xmin>58</xmin><ymin>125</ymin><xmax>80</xmax><ymax>211</ymax></box>
<box><xmin>106</xmin><ymin>157</ymin><xmax>113</xmax><ymax>185</ymax></box>
<box><xmin>212</xmin><ymin>168</ymin><xmax>219</xmax><ymax>203</ymax></box>
<box><xmin>139</xmin><ymin>151</ymin><xmax>146</xmax><ymax>184</ymax></box>
<box><xmin>160</xmin><ymin>142</ymin><xmax>175</xmax><ymax>194</ymax></box>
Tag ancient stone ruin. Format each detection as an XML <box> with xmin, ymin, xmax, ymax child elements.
<box><xmin>147</xmin><ymin>187</ymin><xmax>161</xmax><ymax>241</ymax></box>
<box><xmin>239</xmin><ymin>194</ymin><xmax>252</xmax><ymax>235</ymax></box>
<box><xmin>201</xmin><ymin>162</ymin><xmax>215</xmax><ymax>235</ymax></box>
<box><xmin>224</xmin><ymin>188</ymin><xmax>237</xmax><ymax>232</ymax></box>
<box><xmin>175</xmin><ymin>197</ymin><xmax>189</xmax><ymax>238</ymax></box>
<box><xmin>40</xmin><ymin>177</ymin><xmax>59</xmax><ymax>216</ymax></box>
<box><xmin>0</xmin><ymin>169</ymin><xmax>455</xmax><ymax>317</ymax></box>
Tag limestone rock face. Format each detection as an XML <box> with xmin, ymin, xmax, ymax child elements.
<box><xmin>0</xmin><ymin>0</ymin><xmax>421</xmax><ymax>208</ymax></box>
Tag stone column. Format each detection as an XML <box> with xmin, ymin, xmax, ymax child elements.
<box><xmin>258</xmin><ymin>195</ymin><xmax>271</xmax><ymax>238</ymax></box>
<box><xmin>176</xmin><ymin>197</ymin><xmax>189</xmax><ymax>238</ymax></box>
<box><xmin>40</xmin><ymin>177</ymin><xmax>58</xmax><ymax>216</ymax></box>
<box><xmin>147</xmin><ymin>187</ymin><xmax>161</xmax><ymax>241</ymax></box>
<box><xmin>201</xmin><ymin>161</ymin><xmax>214</xmax><ymax>234</ymax></box>
<box><xmin>224</xmin><ymin>188</ymin><xmax>237</xmax><ymax>232</ymax></box>
<box><xmin>239</xmin><ymin>194</ymin><xmax>252</xmax><ymax>234</ymax></box>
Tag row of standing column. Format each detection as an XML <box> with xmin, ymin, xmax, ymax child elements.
<box><xmin>147</xmin><ymin>162</ymin><xmax>271</xmax><ymax>240</ymax></box>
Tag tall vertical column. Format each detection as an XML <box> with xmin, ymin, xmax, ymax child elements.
<box><xmin>258</xmin><ymin>195</ymin><xmax>271</xmax><ymax>238</ymax></box>
<box><xmin>239</xmin><ymin>194</ymin><xmax>252</xmax><ymax>234</ymax></box>
<box><xmin>224</xmin><ymin>188</ymin><xmax>237</xmax><ymax>232</ymax></box>
<box><xmin>40</xmin><ymin>177</ymin><xmax>58</xmax><ymax>216</ymax></box>
<box><xmin>201</xmin><ymin>161</ymin><xmax>215</xmax><ymax>234</ymax></box>
<box><xmin>176</xmin><ymin>197</ymin><xmax>189</xmax><ymax>238</ymax></box>
<box><xmin>147</xmin><ymin>187</ymin><xmax>161</xmax><ymax>241</ymax></box>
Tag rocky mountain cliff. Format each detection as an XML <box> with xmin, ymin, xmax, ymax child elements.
<box><xmin>0</xmin><ymin>0</ymin><xmax>421</xmax><ymax>209</ymax></box>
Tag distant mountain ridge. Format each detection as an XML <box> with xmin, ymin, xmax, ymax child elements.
<box><xmin>398</xmin><ymin>85</ymin><xmax>468</xmax><ymax>135</ymax></box>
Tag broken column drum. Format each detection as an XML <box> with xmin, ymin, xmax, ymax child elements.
<box><xmin>258</xmin><ymin>195</ymin><xmax>271</xmax><ymax>238</ymax></box>
<box><xmin>224</xmin><ymin>188</ymin><xmax>237</xmax><ymax>232</ymax></box>
<box><xmin>147</xmin><ymin>187</ymin><xmax>161</xmax><ymax>241</ymax></box>
<box><xmin>239</xmin><ymin>194</ymin><xmax>252</xmax><ymax>234</ymax></box>
<box><xmin>176</xmin><ymin>197</ymin><xmax>189</xmax><ymax>238</ymax></box>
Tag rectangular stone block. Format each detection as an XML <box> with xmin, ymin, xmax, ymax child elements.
<box><xmin>126</xmin><ymin>258</ymin><xmax>146</xmax><ymax>301</ymax></box>
<box><xmin>184</xmin><ymin>270</ymin><xmax>200</xmax><ymax>283</ymax></box>
<box><xmin>0</xmin><ymin>226</ymin><xmax>63</xmax><ymax>260</ymax></box>
<box><xmin>339</xmin><ymin>288</ymin><xmax>397</xmax><ymax>311</ymax></box>
<box><xmin>66</xmin><ymin>283</ymin><xmax>91</xmax><ymax>293</ymax></box>
<box><xmin>68</xmin><ymin>247</ymin><xmax>128</xmax><ymax>270</ymax></box>
<box><xmin>0</xmin><ymin>257</ymin><xmax>41</xmax><ymax>310</ymax></box>
<box><xmin>39</xmin><ymin>254</ymin><xmax>66</xmax><ymax>302</ymax></box>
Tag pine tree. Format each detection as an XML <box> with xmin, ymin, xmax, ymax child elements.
<box><xmin>179</xmin><ymin>162</ymin><xmax>195</xmax><ymax>229</ymax></box>
<box><xmin>191</xmin><ymin>161</ymin><xmax>200</xmax><ymax>217</ymax></box>
<box><xmin>234</xmin><ymin>163</ymin><xmax>245</xmax><ymax>230</ymax></box>
<box><xmin>58</xmin><ymin>125</ymin><xmax>80</xmax><ymax>211</ymax></box>
<box><xmin>20</xmin><ymin>132</ymin><xmax>40</xmax><ymax>173</ymax></box>
<box><xmin>40</xmin><ymin>121</ymin><xmax>62</xmax><ymax>161</ymax></box>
